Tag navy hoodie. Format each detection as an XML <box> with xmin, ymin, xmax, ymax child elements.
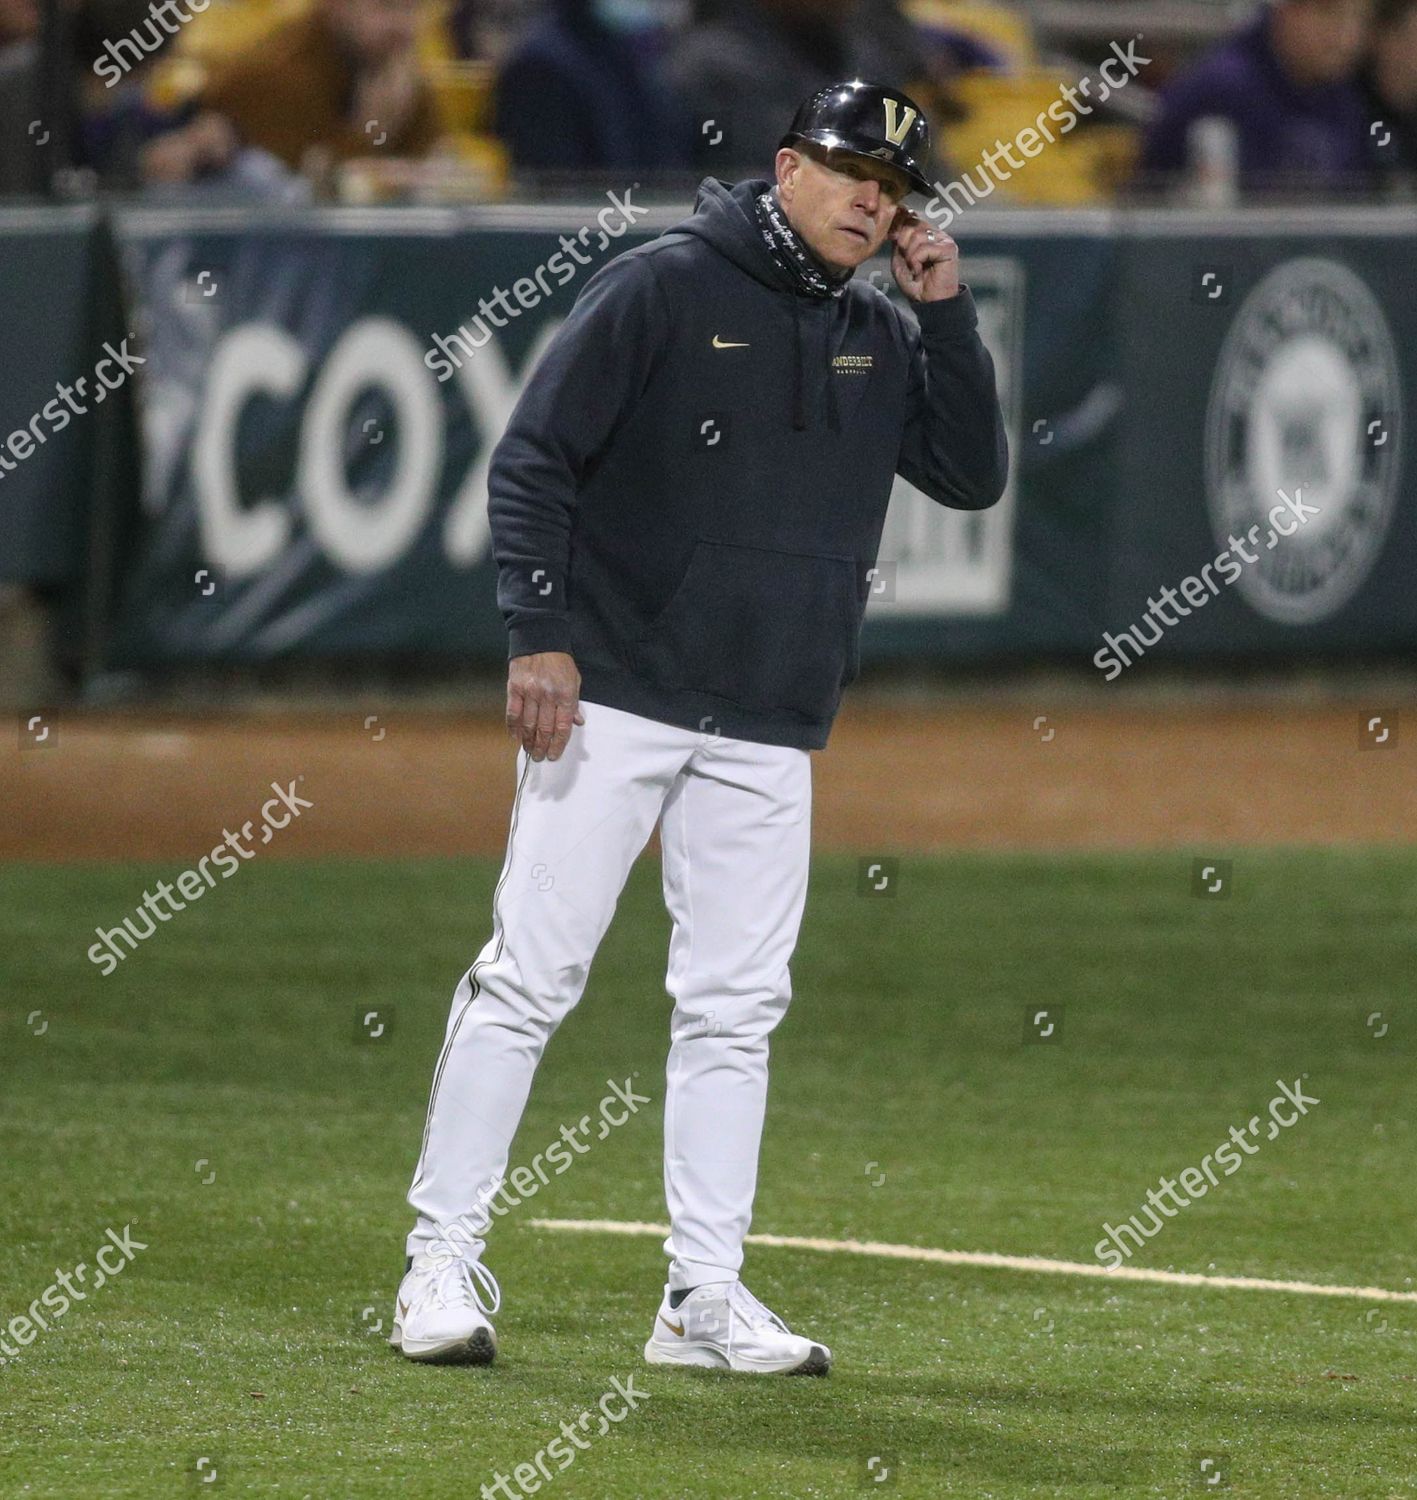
<box><xmin>488</xmin><ymin>177</ymin><xmax>1008</xmax><ymax>750</ymax></box>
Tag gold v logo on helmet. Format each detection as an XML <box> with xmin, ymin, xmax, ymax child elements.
<box><xmin>882</xmin><ymin>99</ymin><xmax>917</xmax><ymax>147</ymax></box>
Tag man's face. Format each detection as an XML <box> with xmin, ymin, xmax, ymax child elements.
<box><xmin>775</xmin><ymin>145</ymin><xmax>913</xmax><ymax>272</ymax></box>
<box><xmin>1273</xmin><ymin>0</ymin><xmax>1373</xmax><ymax>84</ymax></box>
<box><xmin>323</xmin><ymin>0</ymin><xmax>418</xmax><ymax>65</ymax></box>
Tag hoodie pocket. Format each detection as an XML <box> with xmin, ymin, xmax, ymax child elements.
<box><xmin>631</xmin><ymin>539</ymin><xmax>861</xmax><ymax>721</ymax></box>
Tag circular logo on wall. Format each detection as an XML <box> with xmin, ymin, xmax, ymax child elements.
<box><xmin>1204</xmin><ymin>257</ymin><xmax>1402</xmax><ymax>626</ymax></box>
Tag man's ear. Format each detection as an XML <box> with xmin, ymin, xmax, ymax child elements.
<box><xmin>775</xmin><ymin>147</ymin><xmax>801</xmax><ymax>202</ymax></box>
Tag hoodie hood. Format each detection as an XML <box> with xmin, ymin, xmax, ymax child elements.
<box><xmin>669</xmin><ymin>177</ymin><xmax>857</xmax><ymax>294</ymax></box>
<box><xmin>667</xmin><ymin>177</ymin><xmax>851</xmax><ymax>431</ymax></box>
<box><xmin>667</xmin><ymin>177</ymin><xmax>796</xmax><ymax>292</ymax></box>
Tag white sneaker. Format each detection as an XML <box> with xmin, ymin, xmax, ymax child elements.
<box><xmin>390</xmin><ymin>1251</ymin><xmax>501</xmax><ymax>1364</ymax></box>
<box><xmin>643</xmin><ymin>1281</ymin><xmax>831</xmax><ymax>1375</ymax></box>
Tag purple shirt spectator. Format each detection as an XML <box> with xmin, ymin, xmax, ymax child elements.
<box><xmin>1141</xmin><ymin>7</ymin><xmax>1375</xmax><ymax>193</ymax></box>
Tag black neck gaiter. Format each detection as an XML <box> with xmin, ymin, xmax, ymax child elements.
<box><xmin>753</xmin><ymin>189</ymin><xmax>853</xmax><ymax>301</ymax></box>
<box><xmin>752</xmin><ymin>188</ymin><xmax>847</xmax><ymax>431</ymax></box>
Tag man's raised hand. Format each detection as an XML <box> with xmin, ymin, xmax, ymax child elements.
<box><xmin>890</xmin><ymin>209</ymin><xmax>961</xmax><ymax>303</ymax></box>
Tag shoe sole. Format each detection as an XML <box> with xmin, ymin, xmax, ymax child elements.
<box><xmin>643</xmin><ymin>1338</ymin><xmax>830</xmax><ymax>1376</ymax></box>
<box><xmin>396</xmin><ymin>1326</ymin><xmax>497</xmax><ymax>1366</ymax></box>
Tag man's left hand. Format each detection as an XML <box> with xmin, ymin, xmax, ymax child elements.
<box><xmin>889</xmin><ymin>210</ymin><xmax>960</xmax><ymax>303</ymax></box>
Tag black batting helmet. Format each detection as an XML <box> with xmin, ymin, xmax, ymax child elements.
<box><xmin>780</xmin><ymin>80</ymin><xmax>933</xmax><ymax>197</ymax></box>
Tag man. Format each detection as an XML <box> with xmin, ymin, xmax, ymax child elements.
<box><xmin>141</xmin><ymin>0</ymin><xmax>441</xmax><ymax>185</ymax></box>
<box><xmin>1139</xmin><ymin>0</ymin><xmax>1375</xmax><ymax>194</ymax></box>
<box><xmin>392</xmin><ymin>80</ymin><xmax>1007</xmax><ymax>1374</ymax></box>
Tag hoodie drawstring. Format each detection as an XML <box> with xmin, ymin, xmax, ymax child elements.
<box><xmin>824</xmin><ymin>313</ymin><xmax>840</xmax><ymax>433</ymax></box>
<box><xmin>791</xmin><ymin>294</ymin><xmax>807</xmax><ymax>432</ymax></box>
<box><xmin>790</xmin><ymin>295</ymin><xmax>840</xmax><ymax>434</ymax></box>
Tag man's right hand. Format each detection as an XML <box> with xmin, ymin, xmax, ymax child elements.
<box><xmin>506</xmin><ymin>651</ymin><xmax>584</xmax><ymax>762</ymax></box>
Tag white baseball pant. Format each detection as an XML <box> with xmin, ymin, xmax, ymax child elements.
<box><xmin>405</xmin><ymin>698</ymin><xmax>812</xmax><ymax>1290</ymax></box>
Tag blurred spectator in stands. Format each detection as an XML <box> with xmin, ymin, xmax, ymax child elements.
<box><xmin>862</xmin><ymin>0</ymin><xmax>936</xmax><ymax>83</ymax></box>
<box><xmin>0</xmin><ymin>0</ymin><xmax>41</xmax><ymax>194</ymax></box>
<box><xmin>493</xmin><ymin>0</ymin><xmax>692</xmax><ymax>172</ymax></box>
<box><xmin>73</xmin><ymin>0</ymin><xmax>190</xmax><ymax>189</ymax></box>
<box><xmin>449</xmin><ymin>0</ymin><xmax>482</xmax><ymax>60</ymax></box>
<box><xmin>899</xmin><ymin>0</ymin><xmax>1021</xmax><ymax>80</ymax></box>
<box><xmin>1139</xmin><ymin>0</ymin><xmax>1375</xmax><ymax>194</ymax></box>
<box><xmin>452</xmin><ymin>0</ymin><xmax>526</xmax><ymax>59</ymax></box>
<box><xmin>664</xmin><ymin>0</ymin><xmax>938</xmax><ymax>174</ymax></box>
<box><xmin>1363</xmin><ymin>0</ymin><xmax>1417</xmax><ymax>183</ymax></box>
<box><xmin>142</xmin><ymin>0</ymin><xmax>444</xmax><ymax>187</ymax></box>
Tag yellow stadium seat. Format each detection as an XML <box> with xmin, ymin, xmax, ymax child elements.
<box><xmin>417</xmin><ymin>0</ymin><xmax>457</xmax><ymax>65</ymax></box>
<box><xmin>173</xmin><ymin>0</ymin><xmax>306</xmax><ymax>66</ymax></box>
<box><xmin>942</xmin><ymin>72</ymin><xmax>1140</xmax><ymax>205</ymax></box>
<box><xmin>428</xmin><ymin>60</ymin><xmax>495</xmax><ymax>134</ymax></box>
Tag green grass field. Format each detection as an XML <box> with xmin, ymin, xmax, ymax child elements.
<box><xmin>1</xmin><ymin>850</ymin><xmax>1414</xmax><ymax>1499</ymax></box>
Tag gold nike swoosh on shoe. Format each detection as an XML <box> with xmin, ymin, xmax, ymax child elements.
<box><xmin>399</xmin><ymin>1299</ymin><xmax>409</xmax><ymax>1317</ymax></box>
<box><xmin>658</xmin><ymin>1314</ymin><xmax>686</xmax><ymax>1336</ymax></box>
<box><xmin>712</xmin><ymin>336</ymin><xmax>750</xmax><ymax>349</ymax></box>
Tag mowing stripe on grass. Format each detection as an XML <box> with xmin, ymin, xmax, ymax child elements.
<box><xmin>528</xmin><ymin>1218</ymin><xmax>1417</xmax><ymax>1304</ymax></box>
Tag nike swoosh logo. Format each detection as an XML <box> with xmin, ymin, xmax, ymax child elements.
<box><xmin>658</xmin><ymin>1314</ymin><xmax>685</xmax><ymax>1336</ymax></box>
<box><xmin>399</xmin><ymin>1299</ymin><xmax>409</xmax><ymax>1317</ymax></box>
<box><xmin>712</xmin><ymin>336</ymin><xmax>750</xmax><ymax>349</ymax></box>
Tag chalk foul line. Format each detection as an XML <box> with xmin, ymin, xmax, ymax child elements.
<box><xmin>526</xmin><ymin>1218</ymin><xmax>1417</xmax><ymax>1304</ymax></box>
